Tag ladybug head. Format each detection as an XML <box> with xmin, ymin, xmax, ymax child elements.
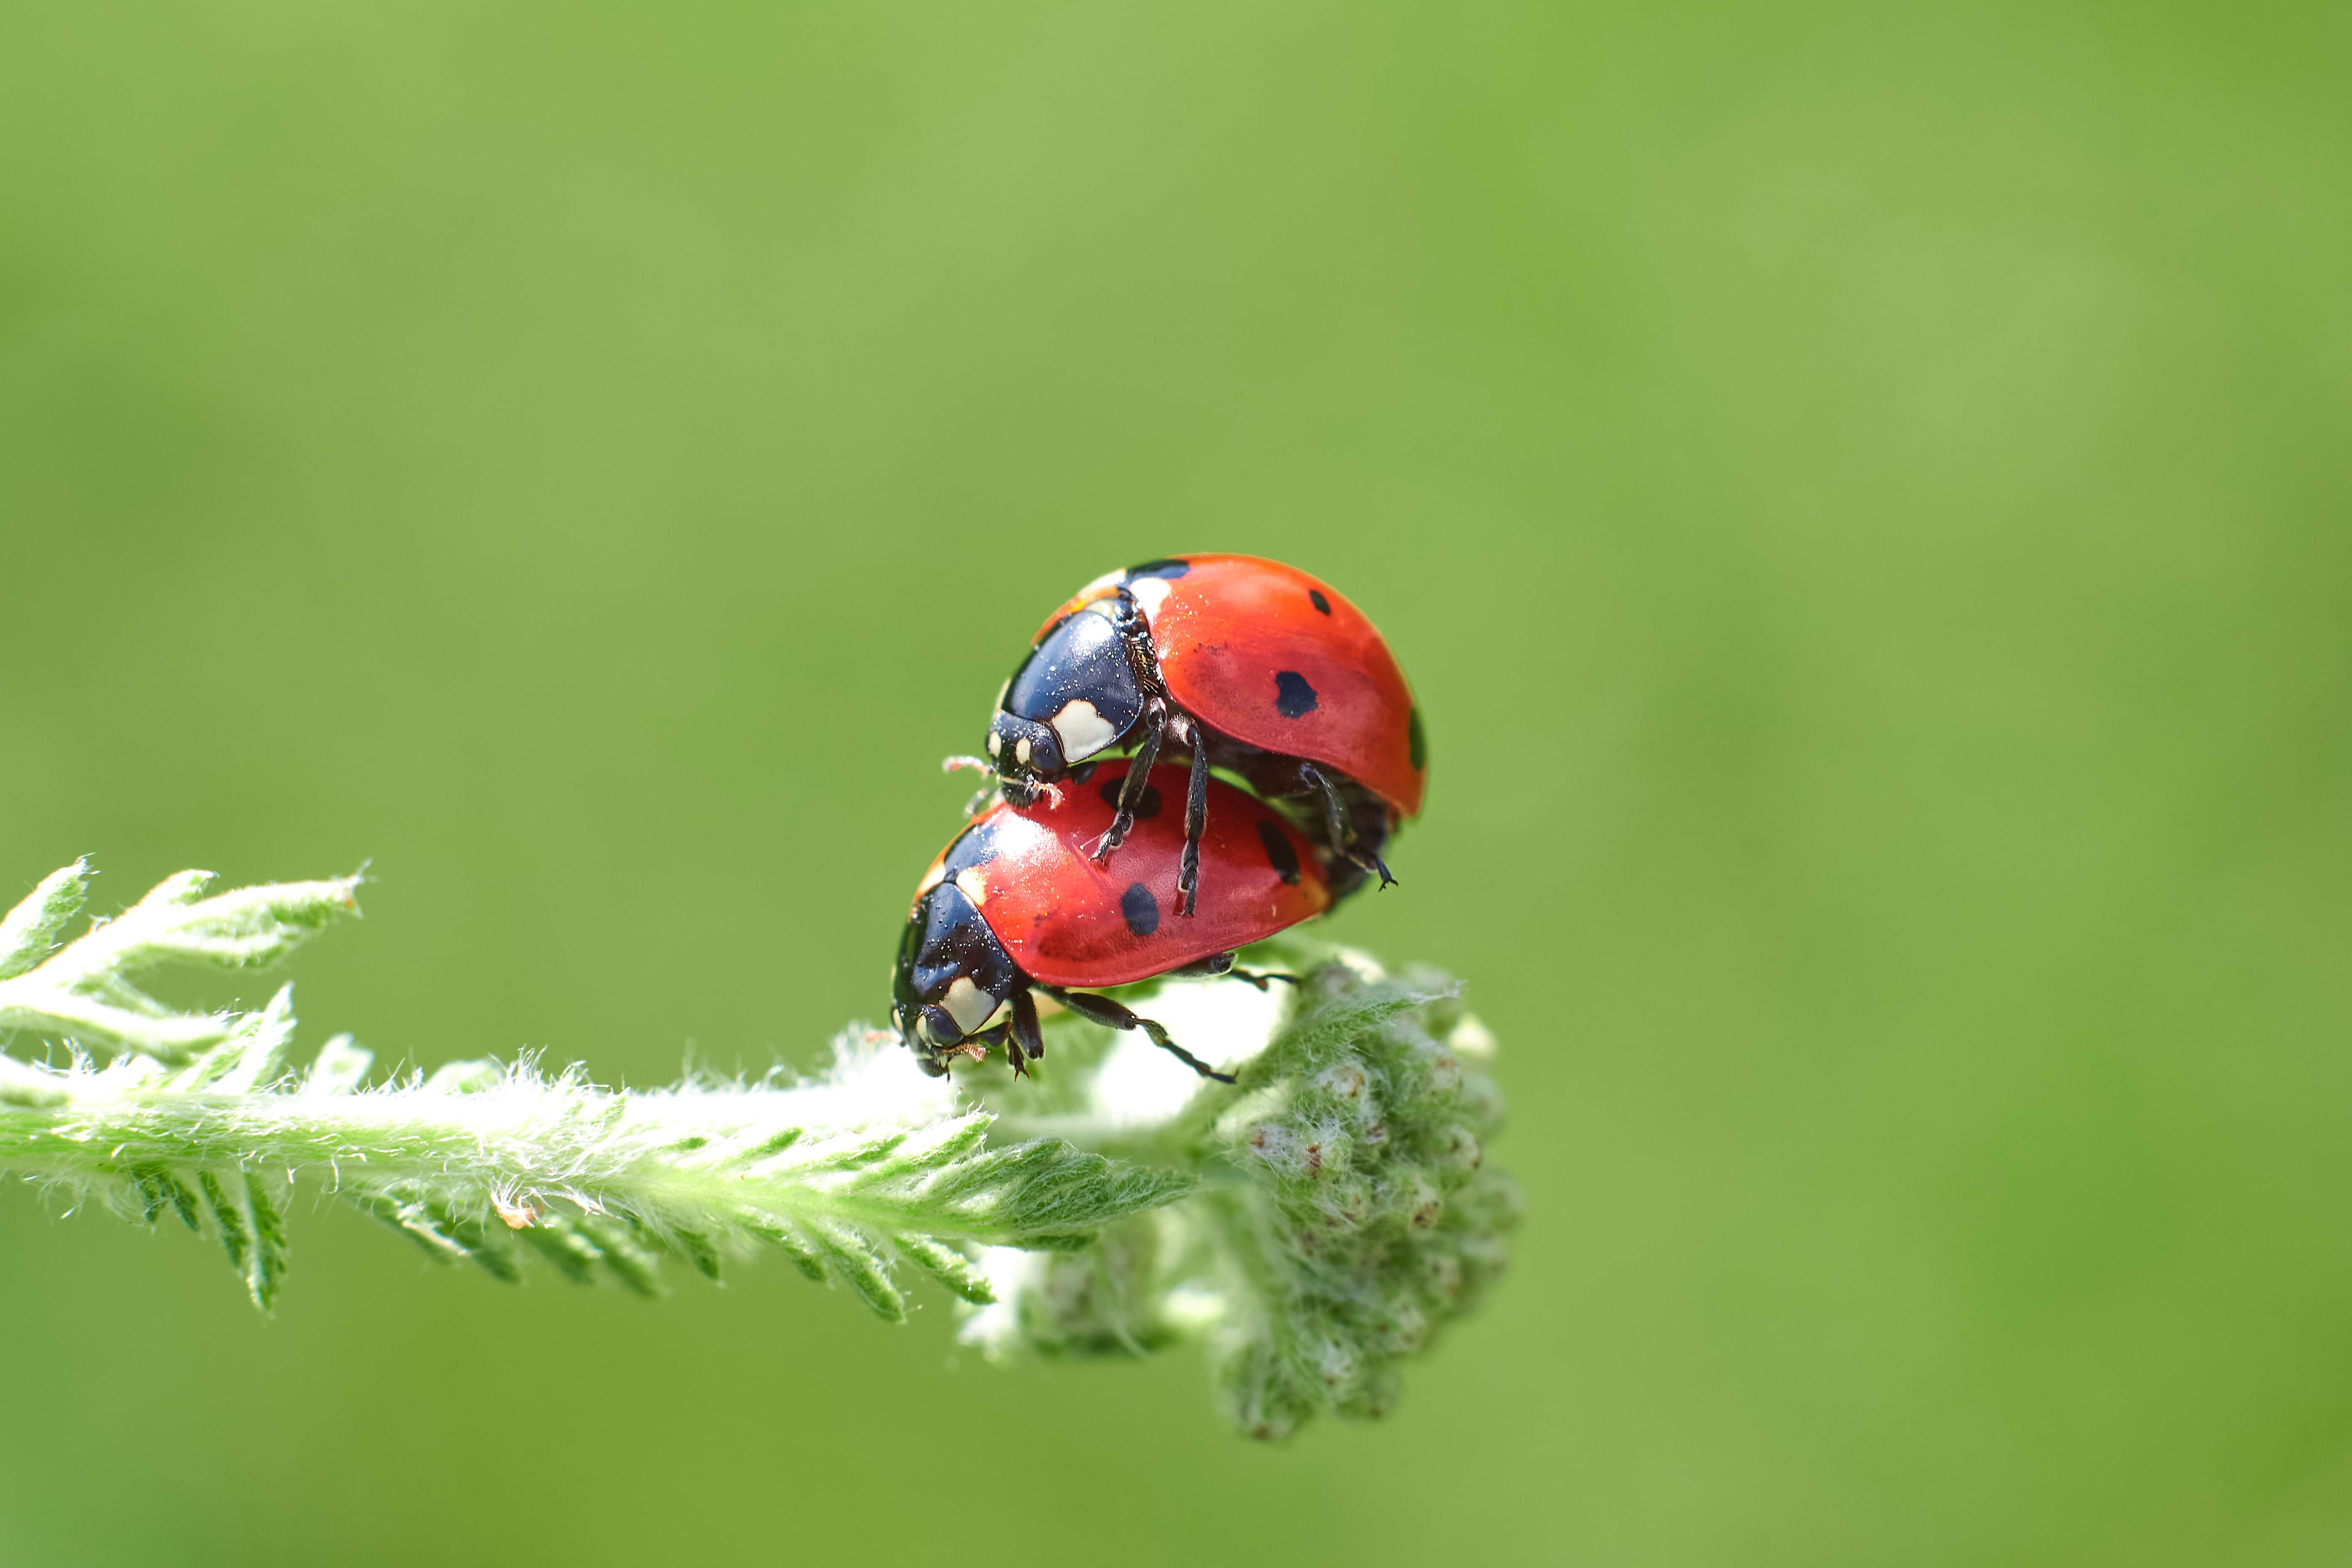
<box><xmin>892</xmin><ymin>880</ymin><xmax>1023</xmax><ymax>1075</ymax></box>
<box><xmin>985</xmin><ymin>712</ymin><xmax>1065</xmax><ymax>804</ymax></box>
<box><xmin>988</xmin><ymin>604</ymin><xmax>1146</xmax><ymax>800</ymax></box>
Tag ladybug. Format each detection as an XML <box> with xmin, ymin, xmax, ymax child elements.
<box><xmin>894</xmin><ymin>758</ymin><xmax>1331</xmax><ymax>1081</ymax></box>
<box><xmin>950</xmin><ymin>554</ymin><xmax>1427</xmax><ymax>916</ymax></box>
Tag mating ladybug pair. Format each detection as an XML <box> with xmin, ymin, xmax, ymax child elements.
<box><xmin>890</xmin><ymin>555</ymin><xmax>1427</xmax><ymax>1082</ymax></box>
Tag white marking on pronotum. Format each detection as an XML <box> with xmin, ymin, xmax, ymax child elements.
<box><xmin>954</xmin><ymin>867</ymin><xmax>987</xmax><ymax>905</ymax></box>
<box><xmin>914</xmin><ymin>860</ymin><xmax>949</xmax><ymax>900</ymax></box>
<box><xmin>1014</xmin><ymin>735</ymin><xmax>1032</xmax><ymax>766</ymax></box>
<box><xmin>1051</xmin><ymin>699</ymin><xmax>1119</xmax><ymax>761</ymax></box>
<box><xmin>942</xmin><ymin>976</ymin><xmax>998</xmax><ymax>1035</ymax></box>
<box><xmin>1128</xmin><ymin>577</ymin><xmax>1172</xmax><ymax>615</ymax></box>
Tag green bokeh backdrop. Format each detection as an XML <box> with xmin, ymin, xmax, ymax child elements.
<box><xmin>4</xmin><ymin>3</ymin><xmax>2348</xmax><ymax>1563</ymax></box>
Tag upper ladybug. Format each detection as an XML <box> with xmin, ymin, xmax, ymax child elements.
<box><xmin>957</xmin><ymin>555</ymin><xmax>1426</xmax><ymax>915</ymax></box>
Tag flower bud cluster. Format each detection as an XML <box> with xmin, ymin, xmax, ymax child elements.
<box><xmin>1204</xmin><ymin>957</ymin><xmax>1516</xmax><ymax>1439</ymax></box>
<box><xmin>960</xmin><ymin>947</ymin><xmax>1519</xmax><ymax>1439</ymax></box>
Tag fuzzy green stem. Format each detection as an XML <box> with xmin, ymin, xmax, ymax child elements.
<box><xmin>0</xmin><ymin>1074</ymin><xmax>1180</xmax><ymax>1248</ymax></box>
<box><xmin>0</xmin><ymin>859</ymin><xmax>1517</xmax><ymax>1437</ymax></box>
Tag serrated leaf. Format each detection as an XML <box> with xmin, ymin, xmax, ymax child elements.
<box><xmin>895</xmin><ymin>1235</ymin><xmax>995</xmax><ymax>1304</ymax></box>
<box><xmin>574</xmin><ymin>1216</ymin><xmax>662</xmax><ymax>1297</ymax></box>
<box><xmin>0</xmin><ymin>860</ymin><xmax>89</xmax><ymax>981</ymax></box>
<box><xmin>735</xmin><ymin>1208</ymin><xmax>828</xmax><ymax>1282</ymax></box>
<box><xmin>349</xmin><ymin>1189</ymin><xmax>469</xmax><ymax>1265</ymax></box>
<box><xmin>0</xmin><ymin>1054</ymin><xmax>69</xmax><ymax>1109</ymax></box>
<box><xmin>0</xmin><ymin>867</ymin><xmax>360</xmax><ymax>1062</ymax></box>
<box><xmin>800</xmin><ymin>1130</ymin><xmax>909</xmax><ymax>1173</ymax></box>
<box><xmin>128</xmin><ymin>1165</ymin><xmax>194</xmax><ymax>1227</ymax></box>
<box><xmin>675</xmin><ymin>1229</ymin><xmax>724</xmax><ymax>1282</ymax></box>
<box><xmin>132</xmin><ymin>870</ymin><xmax>216</xmax><ymax>913</ymax></box>
<box><xmin>927</xmin><ymin>1140</ymin><xmax>1194</xmax><ymax>1240</ymax></box>
<box><xmin>1019</xmin><ymin>1231</ymin><xmax>1104</xmax><ymax>1252</ymax></box>
<box><xmin>805</xmin><ymin>1218</ymin><xmax>906</xmax><ymax>1322</ymax></box>
<box><xmin>189</xmin><ymin>985</ymin><xmax>300</xmax><ymax>1094</ymax></box>
<box><xmin>198</xmin><ymin>1171</ymin><xmax>252</xmax><ymax>1284</ymax></box>
<box><xmin>422</xmin><ymin>1058</ymin><xmax>500</xmax><ymax>1094</ymax></box>
<box><xmin>513</xmin><ymin>1216</ymin><xmax>601</xmax><ymax>1285</ymax></box>
<box><xmin>244</xmin><ymin>1174</ymin><xmax>289</xmax><ymax>1309</ymax></box>
<box><xmin>0</xmin><ymin>867</ymin><xmax>1248</xmax><ymax>1330</ymax></box>
<box><xmin>302</xmin><ymin>1034</ymin><xmax>373</xmax><ymax>1095</ymax></box>
<box><xmin>865</xmin><ymin>1117</ymin><xmax>990</xmax><ymax>1181</ymax></box>
<box><xmin>349</xmin><ymin>1183</ymin><xmax>520</xmax><ymax>1282</ymax></box>
<box><xmin>195</xmin><ymin>1169</ymin><xmax>290</xmax><ymax>1309</ymax></box>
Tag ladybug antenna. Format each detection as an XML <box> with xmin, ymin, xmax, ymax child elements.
<box><xmin>941</xmin><ymin>755</ymin><xmax>993</xmax><ymax>775</ymax></box>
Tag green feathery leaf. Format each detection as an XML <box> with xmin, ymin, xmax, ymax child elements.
<box><xmin>0</xmin><ymin>861</ymin><xmax>1516</xmax><ymax>1436</ymax></box>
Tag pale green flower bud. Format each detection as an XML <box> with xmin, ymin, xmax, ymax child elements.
<box><xmin>961</xmin><ymin>939</ymin><xmax>1520</xmax><ymax>1439</ymax></box>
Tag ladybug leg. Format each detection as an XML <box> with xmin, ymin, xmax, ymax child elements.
<box><xmin>1300</xmin><ymin>761</ymin><xmax>1349</xmax><ymax>850</ymax></box>
<box><xmin>1301</xmin><ymin>763</ymin><xmax>1398</xmax><ymax>890</ymax></box>
<box><xmin>944</xmin><ymin>757</ymin><xmax>1000</xmax><ymax>817</ymax></box>
<box><xmin>975</xmin><ymin>1021</ymin><xmax>1028</xmax><ymax>1079</ymax></box>
<box><xmin>1009</xmin><ymin>988</ymin><xmax>1045</xmax><ymax>1065</ymax></box>
<box><xmin>1090</xmin><ymin>701</ymin><xmax>1167</xmax><ymax>863</ymax></box>
<box><xmin>1176</xmin><ymin>737</ymin><xmax>1210</xmax><ymax>917</ymax></box>
<box><xmin>1040</xmin><ymin>986</ymin><xmax>1236</xmax><ymax>1084</ymax></box>
<box><xmin>1177</xmin><ymin>951</ymin><xmax>1298</xmax><ymax>990</ymax></box>
<box><xmin>938</xmin><ymin>1036</ymin><xmax>992</xmax><ymax>1077</ymax></box>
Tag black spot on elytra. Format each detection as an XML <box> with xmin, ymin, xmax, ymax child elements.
<box><xmin>1309</xmin><ymin>589</ymin><xmax>1331</xmax><ymax>615</ymax></box>
<box><xmin>1121</xmin><ymin>882</ymin><xmax>1160</xmax><ymax>937</ymax></box>
<box><xmin>1125</xmin><ymin>558</ymin><xmax>1191</xmax><ymax>581</ymax></box>
<box><xmin>1098</xmin><ymin>778</ymin><xmax>1164</xmax><ymax>818</ymax></box>
<box><xmin>1408</xmin><ymin>706</ymin><xmax>1427</xmax><ymax>771</ymax></box>
<box><xmin>1257</xmin><ymin>820</ymin><xmax>1302</xmax><ymax>885</ymax></box>
<box><xmin>1273</xmin><ymin>670</ymin><xmax>1319</xmax><ymax>719</ymax></box>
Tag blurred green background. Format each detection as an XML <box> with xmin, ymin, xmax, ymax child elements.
<box><xmin>3</xmin><ymin>1</ymin><xmax>2348</xmax><ymax>1563</ymax></box>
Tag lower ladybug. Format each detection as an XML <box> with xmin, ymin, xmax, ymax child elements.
<box><xmin>950</xmin><ymin>554</ymin><xmax>1425</xmax><ymax>917</ymax></box>
<box><xmin>894</xmin><ymin>758</ymin><xmax>1331</xmax><ymax>1081</ymax></box>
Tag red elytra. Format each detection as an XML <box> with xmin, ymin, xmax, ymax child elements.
<box><xmin>916</xmin><ymin>758</ymin><xmax>1330</xmax><ymax>989</ymax></box>
<box><xmin>1036</xmin><ymin>554</ymin><xmax>1426</xmax><ymax>819</ymax></box>
<box><xmin>893</xmin><ymin>757</ymin><xmax>1330</xmax><ymax>1080</ymax></box>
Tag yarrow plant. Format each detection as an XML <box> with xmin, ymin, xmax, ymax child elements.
<box><xmin>0</xmin><ymin>859</ymin><xmax>1516</xmax><ymax>1438</ymax></box>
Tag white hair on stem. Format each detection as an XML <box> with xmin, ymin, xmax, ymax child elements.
<box><xmin>0</xmin><ymin>859</ymin><xmax>1516</xmax><ymax>1439</ymax></box>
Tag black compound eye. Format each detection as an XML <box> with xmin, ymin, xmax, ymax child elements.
<box><xmin>920</xmin><ymin>1006</ymin><xmax>961</xmax><ymax>1046</ymax></box>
